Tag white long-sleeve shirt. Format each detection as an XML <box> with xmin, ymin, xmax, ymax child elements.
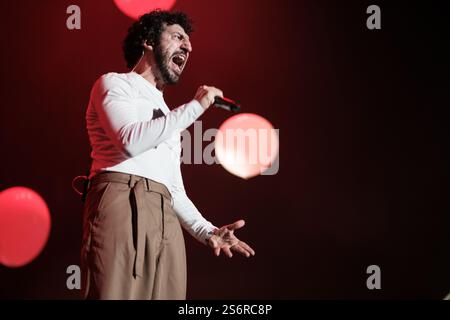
<box><xmin>86</xmin><ymin>71</ymin><xmax>216</xmax><ymax>244</ymax></box>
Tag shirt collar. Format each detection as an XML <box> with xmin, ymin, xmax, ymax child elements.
<box><xmin>129</xmin><ymin>71</ymin><xmax>163</xmax><ymax>97</ymax></box>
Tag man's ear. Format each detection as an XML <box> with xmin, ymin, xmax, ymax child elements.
<box><xmin>143</xmin><ymin>40</ymin><xmax>153</xmax><ymax>51</ymax></box>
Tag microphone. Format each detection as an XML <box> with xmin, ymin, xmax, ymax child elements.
<box><xmin>213</xmin><ymin>96</ymin><xmax>241</xmax><ymax>112</ymax></box>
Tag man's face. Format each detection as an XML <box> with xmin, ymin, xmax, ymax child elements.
<box><xmin>154</xmin><ymin>24</ymin><xmax>192</xmax><ymax>85</ymax></box>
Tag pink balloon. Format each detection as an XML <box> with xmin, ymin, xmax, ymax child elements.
<box><xmin>215</xmin><ymin>113</ymin><xmax>279</xmax><ymax>179</ymax></box>
<box><xmin>113</xmin><ymin>0</ymin><xmax>177</xmax><ymax>20</ymax></box>
<box><xmin>0</xmin><ymin>187</ymin><xmax>51</xmax><ymax>268</ymax></box>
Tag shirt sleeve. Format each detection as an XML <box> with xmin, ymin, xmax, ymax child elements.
<box><xmin>92</xmin><ymin>74</ymin><xmax>205</xmax><ymax>157</ymax></box>
<box><xmin>170</xmin><ymin>159</ymin><xmax>217</xmax><ymax>244</ymax></box>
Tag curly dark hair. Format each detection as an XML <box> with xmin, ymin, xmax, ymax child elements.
<box><xmin>123</xmin><ymin>10</ymin><xmax>194</xmax><ymax>69</ymax></box>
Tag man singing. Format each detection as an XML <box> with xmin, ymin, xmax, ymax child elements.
<box><xmin>81</xmin><ymin>10</ymin><xmax>255</xmax><ymax>299</ymax></box>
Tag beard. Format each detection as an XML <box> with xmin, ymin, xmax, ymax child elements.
<box><xmin>154</xmin><ymin>45</ymin><xmax>180</xmax><ymax>85</ymax></box>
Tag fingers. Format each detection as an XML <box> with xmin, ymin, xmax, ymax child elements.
<box><xmin>214</xmin><ymin>246</ymin><xmax>221</xmax><ymax>257</ymax></box>
<box><xmin>209</xmin><ymin>235</ymin><xmax>233</xmax><ymax>258</ymax></box>
<box><xmin>227</xmin><ymin>219</ymin><xmax>245</xmax><ymax>231</ymax></box>
<box><xmin>209</xmin><ymin>226</ymin><xmax>255</xmax><ymax>258</ymax></box>
<box><xmin>230</xmin><ymin>244</ymin><xmax>251</xmax><ymax>257</ymax></box>
<box><xmin>208</xmin><ymin>236</ymin><xmax>221</xmax><ymax>257</ymax></box>
<box><xmin>237</xmin><ymin>241</ymin><xmax>255</xmax><ymax>256</ymax></box>
<box><xmin>222</xmin><ymin>246</ymin><xmax>233</xmax><ymax>258</ymax></box>
<box><xmin>201</xmin><ymin>85</ymin><xmax>223</xmax><ymax>98</ymax></box>
<box><xmin>194</xmin><ymin>85</ymin><xmax>224</xmax><ymax>110</ymax></box>
<box><xmin>213</xmin><ymin>242</ymin><xmax>255</xmax><ymax>258</ymax></box>
<box><xmin>206</xmin><ymin>86</ymin><xmax>223</xmax><ymax>106</ymax></box>
<box><xmin>214</xmin><ymin>87</ymin><xmax>224</xmax><ymax>99</ymax></box>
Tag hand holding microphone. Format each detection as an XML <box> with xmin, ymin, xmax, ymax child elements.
<box><xmin>194</xmin><ymin>85</ymin><xmax>223</xmax><ymax>110</ymax></box>
<box><xmin>194</xmin><ymin>85</ymin><xmax>240</xmax><ymax>112</ymax></box>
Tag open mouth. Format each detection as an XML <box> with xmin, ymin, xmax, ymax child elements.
<box><xmin>171</xmin><ymin>53</ymin><xmax>187</xmax><ymax>74</ymax></box>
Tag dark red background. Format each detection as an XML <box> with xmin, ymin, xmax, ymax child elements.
<box><xmin>0</xmin><ymin>0</ymin><xmax>449</xmax><ymax>299</ymax></box>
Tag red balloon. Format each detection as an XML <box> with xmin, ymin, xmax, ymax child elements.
<box><xmin>215</xmin><ymin>113</ymin><xmax>279</xmax><ymax>179</ymax></box>
<box><xmin>113</xmin><ymin>0</ymin><xmax>177</xmax><ymax>20</ymax></box>
<box><xmin>0</xmin><ymin>187</ymin><xmax>51</xmax><ymax>267</ymax></box>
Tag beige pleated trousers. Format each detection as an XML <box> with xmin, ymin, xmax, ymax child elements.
<box><xmin>80</xmin><ymin>171</ymin><xmax>187</xmax><ymax>300</ymax></box>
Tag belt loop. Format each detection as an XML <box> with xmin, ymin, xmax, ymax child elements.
<box><xmin>128</xmin><ymin>175</ymin><xmax>132</xmax><ymax>188</ymax></box>
<box><xmin>160</xmin><ymin>194</ymin><xmax>165</xmax><ymax>239</ymax></box>
<box><xmin>145</xmin><ymin>178</ymin><xmax>150</xmax><ymax>192</ymax></box>
<box><xmin>128</xmin><ymin>174</ymin><xmax>137</xmax><ymax>188</ymax></box>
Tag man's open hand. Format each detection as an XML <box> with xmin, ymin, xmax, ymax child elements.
<box><xmin>207</xmin><ymin>220</ymin><xmax>255</xmax><ymax>258</ymax></box>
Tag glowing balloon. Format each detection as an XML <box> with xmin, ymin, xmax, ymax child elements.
<box><xmin>113</xmin><ymin>0</ymin><xmax>177</xmax><ymax>20</ymax></box>
<box><xmin>215</xmin><ymin>113</ymin><xmax>279</xmax><ymax>179</ymax></box>
<box><xmin>0</xmin><ymin>187</ymin><xmax>51</xmax><ymax>267</ymax></box>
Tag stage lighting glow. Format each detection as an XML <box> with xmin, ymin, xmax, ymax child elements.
<box><xmin>113</xmin><ymin>0</ymin><xmax>177</xmax><ymax>20</ymax></box>
<box><xmin>215</xmin><ymin>113</ymin><xmax>279</xmax><ymax>179</ymax></box>
<box><xmin>0</xmin><ymin>187</ymin><xmax>51</xmax><ymax>268</ymax></box>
